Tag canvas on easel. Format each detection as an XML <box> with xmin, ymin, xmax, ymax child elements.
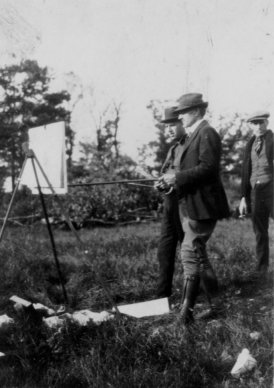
<box><xmin>21</xmin><ymin>121</ymin><xmax>67</xmax><ymax>194</ymax></box>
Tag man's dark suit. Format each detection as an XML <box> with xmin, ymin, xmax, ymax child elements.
<box><xmin>241</xmin><ymin>129</ymin><xmax>273</xmax><ymax>271</ymax></box>
<box><xmin>168</xmin><ymin>118</ymin><xmax>230</xmax><ymax>323</ymax></box>
<box><xmin>157</xmin><ymin>120</ymin><xmax>229</xmax><ymax>297</ymax></box>
<box><xmin>241</xmin><ymin>130</ymin><xmax>273</xmax><ymax>212</ymax></box>
<box><xmin>176</xmin><ymin>120</ymin><xmax>230</xmax><ymax>220</ymax></box>
<box><xmin>156</xmin><ymin>140</ymin><xmax>185</xmax><ymax>297</ymax></box>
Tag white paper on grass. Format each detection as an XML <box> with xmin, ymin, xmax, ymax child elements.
<box><xmin>10</xmin><ymin>295</ymin><xmax>32</xmax><ymax>308</ymax></box>
<box><xmin>116</xmin><ymin>298</ymin><xmax>170</xmax><ymax>318</ymax></box>
<box><xmin>21</xmin><ymin>121</ymin><xmax>67</xmax><ymax>194</ymax></box>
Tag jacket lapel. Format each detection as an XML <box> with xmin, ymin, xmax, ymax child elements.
<box><xmin>248</xmin><ymin>130</ymin><xmax>273</xmax><ymax>162</ymax></box>
<box><xmin>247</xmin><ymin>135</ymin><xmax>255</xmax><ymax>154</ymax></box>
<box><xmin>180</xmin><ymin>120</ymin><xmax>208</xmax><ymax>161</ymax></box>
<box><xmin>161</xmin><ymin>144</ymin><xmax>176</xmax><ymax>173</ymax></box>
<box><xmin>265</xmin><ymin>130</ymin><xmax>273</xmax><ymax>164</ymax></box>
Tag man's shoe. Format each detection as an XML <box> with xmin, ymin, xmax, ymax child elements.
<box><xmin>196</xmin><ymin>304</ymin><xmax>223</xmax><ymax>320</ymax></box>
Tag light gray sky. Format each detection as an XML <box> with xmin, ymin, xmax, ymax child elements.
<box><xmin>0</xmin><ymin>0</ymin><xmax>273</xmax><ymax>159</ymax></box>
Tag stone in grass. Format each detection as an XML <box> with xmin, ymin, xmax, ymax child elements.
<box><xmin>71</xmin><ymin>310</ymin><xmax>114</xmax><ymax>326</ymax></box>
<box><xmin>249</xmin><ymin>331</ymin><xmax>261</xmax><ymax>340</ymax></box>
<box><xmin>0</xmin><ymin>315</ymin><xmax>14</xmax><ymax>331</ymax></box>
<box><xmin>43</xmin><ymin>315</ymin><xmax>70</xmax><ymax>329</ymax></box>
<box><xmin>43</xmin><ymin>310</ymin><xmax>114</xmax><ymax>329</ymax></box>
<box><xmin>33</xmin><ymin>303</ymin><xmax>55</xmax><ymax>317</ymax></box>
<box><xmin>231</xmin><ymin>348</ymin><xmax>257</xmax><ymax>378</ymax></box>
<box><xmin>10</xmin><ymin>295</ymin><xmax>55</xmax><ymax>317</ymax></box>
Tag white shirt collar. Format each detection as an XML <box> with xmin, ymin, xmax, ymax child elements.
<box><xmin>186</xmin><ymin>118</ymin><xmax>205</xmax><ymax>136</ymax></box>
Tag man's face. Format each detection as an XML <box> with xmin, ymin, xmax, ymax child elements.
<box><xmin>178</xmin><ymin>109</ymin><xmax>198</xmax><ymax>128</ymax></box>
<box><xmin>166</xmin><ymin>121</ymin><xmax>185</xmax><ymax>140</ymax></box>
<box><xmin>249</xmin><ymin>119</ymin><xmax>268</xmax><ymax>137</ymax></box>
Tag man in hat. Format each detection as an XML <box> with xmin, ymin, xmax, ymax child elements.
<box><xmin>160</xmin><ymin>93</ymin><xmax>230</xmax><ymax>324</ymax></box>
<box><xmin>155</xmin><ymin>107</ymin><xmax>185</xmax><ymax>298</ymax></box>
<box><xmin>239</xmin><ymin>111</ymin><xmax>273</xmax><ymax>274</ymax></box>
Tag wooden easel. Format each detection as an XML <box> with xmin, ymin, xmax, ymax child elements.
<box><xmin>0</xmin><ymin>150</ymin><xmax>120</xmax><ymax>313</ymax></box>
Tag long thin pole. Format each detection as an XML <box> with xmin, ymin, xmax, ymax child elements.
<box><xmin>0</xmin><ymin>156</ymin><xmax>29</xmax><ymax>243</ymax></box>
<box><xmin>31</xmin><ymin>157</ymin><xmax>69</xmax><ymax>305</ymax></box>
<box><xmin>126</xmin><ymin>182</ymin><xmax>155</xmax><ymax>188</ymax></box>
<box><xmin>68</xmin><ymin>178</ymin><xmax>158</xmax><ymax>188</ymax></box>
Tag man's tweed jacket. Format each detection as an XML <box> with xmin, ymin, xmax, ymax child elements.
<box><xmin>241</xmin><ymin>129</ymin><xmax>273</xmax><ymax>210</ymax></box>
<box><xmin>175</xmin><ymin>120</ymin><xmax>230</xmax><ymax>220</ymax></box>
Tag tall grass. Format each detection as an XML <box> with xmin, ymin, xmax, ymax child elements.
<box><xmin>0</xmin><ymin>218</ymin><xmax>273</xmax><ymax>387</ymax></box>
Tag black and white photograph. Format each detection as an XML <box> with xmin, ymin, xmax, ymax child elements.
<box><xmin>0</xmin><ymin>1</ymin><xmax>273</xmax><ymax>387</ymax></box>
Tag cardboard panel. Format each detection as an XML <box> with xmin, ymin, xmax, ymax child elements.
<box><xmin>21</xmin><ymin>121</ymin><xmax>67</xmax><ymax>194</ymax></box>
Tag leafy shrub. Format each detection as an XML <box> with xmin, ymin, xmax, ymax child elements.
<box><xmin>0</xmin><ymin>169</ymin><xmax>161</xmax><ymax>228</ymax></box>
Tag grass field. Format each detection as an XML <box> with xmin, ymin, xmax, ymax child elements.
<box><xmin>0</xmin><ymin>217</ymin><xmax>273</xmax><ymax>388</ymax></box>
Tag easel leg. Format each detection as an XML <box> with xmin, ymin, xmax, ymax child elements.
<box><xmin>33</xmin><ymin>153</ymin><xmax>120</xmax><ymax>315</ymax></box>
<box><xmin>0</xmin><ymin>156</ymin><xmax>29</xmax><ymax>243</ymax></box>
<box><xmin>33</xmin><ymin>154</ymin><xmax>84</xmax><ymax>248</ymax></box>
<box><xmin>31</xmin><ymin>157</ymin><xmax>68</xmax><ymax>305</ymax></box>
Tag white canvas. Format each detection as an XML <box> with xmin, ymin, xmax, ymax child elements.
<box><xmin>21</xmin><ymin>121</ymin><xmax>67</xmax><ymax>194</ymax></box>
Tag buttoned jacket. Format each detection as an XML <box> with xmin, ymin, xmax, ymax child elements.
<box><xmin>175</xmin><ymin>120</ymin><xmax>230</xmax><ymax>220</ymax></box>
<box><xmin>161</xmin><ymin>137</ymin><xmax>185</xmax><ymax>174</ymax></box>
<box><xmin>241</xmin><ymin>129</ymin><xmax>273</xmax><ymax>204</ymax></box>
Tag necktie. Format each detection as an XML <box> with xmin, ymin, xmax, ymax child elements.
<box><xmin>184</xmin><ymin>133</ymin><xmax>190</xmax><ymax>142</ymax></box>
<box><xmin>254</xmin><ymin>135</ymin><xmax>264</xmax><ymax>156</ymax></box>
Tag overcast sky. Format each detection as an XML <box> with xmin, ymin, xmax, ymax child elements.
<box><xmin>0</xmin><ymin>0</ymin><xmax>273</xmax><ymax>158</ymax></box>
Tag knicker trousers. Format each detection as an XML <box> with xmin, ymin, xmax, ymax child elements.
<box><xmin>179</xmin><ymin>199</ymin><xmax>216</xmax><ymax>277</ymax></box>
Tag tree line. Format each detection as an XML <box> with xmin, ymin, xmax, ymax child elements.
<box><xmin>0</xmin><ymin>60</ymin><xmax>251</xmax><ymax>225</ymax></box>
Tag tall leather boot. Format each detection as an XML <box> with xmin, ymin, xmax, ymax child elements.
<box><xmin>197</xmin><ymin>266</ymin><xmax>221</xmax><ymax>320</ymax></box>
<box><xmin>200</xmin><ymin>265</ymin><xmax>219</xmax><ymax>297</ymax></box>
<box><xmin>178</xmin><ymin>275</ymin><xmax>200</xmax><ymax>325</ymax></box>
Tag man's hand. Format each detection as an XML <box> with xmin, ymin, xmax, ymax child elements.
<box><xmin>239</xmin><ymin>197</ymin><xmax>247</xmax><ymax>217</ymax></box>
<box><xmin>154</xmin><ymin>179</ymin><xmax>169</xmax><ymax>192</ymax></box>
<box><xmin>161</xmin><ymin>173</ymin><xmax>176</xmax><ymax>187</ymax></box>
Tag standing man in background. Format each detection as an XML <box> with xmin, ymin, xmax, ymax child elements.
<box><xmin>161</xmin><ymin>93</ymin><xmax>230</xmax><ymax>325</ymax></box>
<box><xmin>155</xmin><ymin>107</ymin><xmax>185</xmax><ymax>298</ymax></box>
<box><xmin>239</xmin><ymin>111</ymin><xmax>273</xmax><ymax>275</ymax></box>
